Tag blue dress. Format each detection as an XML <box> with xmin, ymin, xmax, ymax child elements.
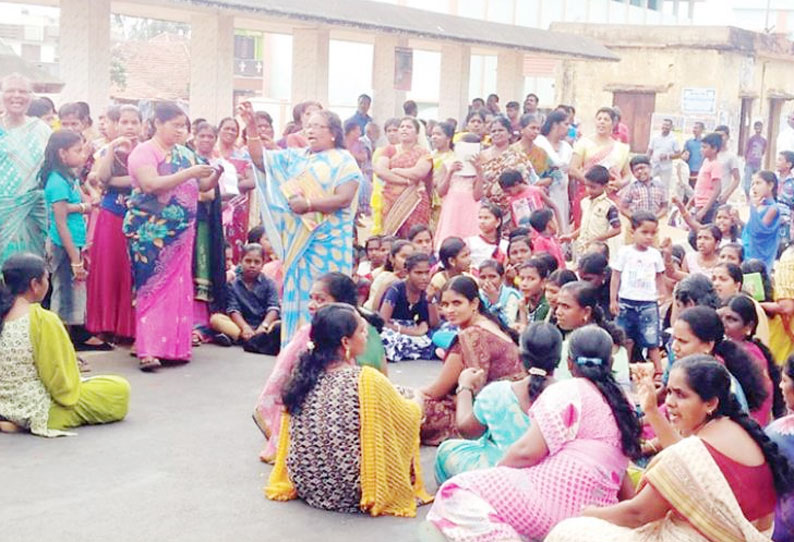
<box><xmin>742</xmin><ymin>197</ymin><xmax>780</xmax><ymax>273</ymax></box>
<box><xmin>766</xmin><ymin>414</ymin><xmax>794</xmax><ymax>540</ymax></box>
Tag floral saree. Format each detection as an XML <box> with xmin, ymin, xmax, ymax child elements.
<box><xmin>380</xmin><ymin>144</ymin><xmax>432</xmax><ymax>237</ymax></box>
<box><xmin>254</xmin><ymin>147</ymin><xmax>360</xmax><ymax>344</ymax></box>
<box><xmin>0</xmin><ymin>117</ymin><xmax>50</xmax><ymax>267</ymax></box>
<box><xmin>571</xmin><ymin>136</ymin><xmax>630</xmax><ymax>228</ymax></box>
<box><xmin>123</xmin><ymin>142</ymin><xmax>198</xmax><ymax>361</ymax></box>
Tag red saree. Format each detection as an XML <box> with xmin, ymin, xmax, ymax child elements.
<box><xmin>380</xmin><ymin>145</ymin><xmax>432</xmax><ymax>237</ymax></box>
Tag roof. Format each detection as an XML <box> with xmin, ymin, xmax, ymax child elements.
<box><xmin>110</xmin><ymin>33</ymin><xmax>190</xmax><ymax>101</ymax></box>
<box><xmin>175</xmin><ymin>0</ymin><xmax>618</xmax><ymax>61</ymax></box>
<box><xmin>0</xmin><ymin>40</ymin><xmax>63</xmax><ymax>93</ymax></box>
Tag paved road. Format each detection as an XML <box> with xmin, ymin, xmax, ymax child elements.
<box><xmin>1</xmin><ymin>345</ymin><xmax>442</xmax><ymax>542</ymax></box>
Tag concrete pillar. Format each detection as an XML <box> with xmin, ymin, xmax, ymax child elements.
<box><xmin>438</xmin><ymin>43</ymin><xmax>470</xmax><ymax>124</ymax></box>
<box><xmin>371</xmin><ymin>35</ymin><xmax>405</xmax><ymax>122</ymax></box>
<box><xmin>496</xmin><ymin>50</ymin><xmax>525</xmax><ymax>106</ymax></box>
<box><xmin>291</xmin><ymin>27</ymin><xmax>329</xmax><ymax>106</ymax></box>
<box><xmin>189</xmin><ymin>12</ymin><xmax>234</xmax><ymax>122</ymax></box>
<box><xmin>59</xmin><ymin>0</ymin><xmax>111</xmax><ymax>114</ymax></box>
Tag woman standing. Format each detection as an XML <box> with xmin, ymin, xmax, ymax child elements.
<box><xmin>370</xmin><ymin>118</ymin><xmax>400</xmax><ymax>235</ymax></box>
<box><xmin>536</xmin><ymin>110</ymin><xmax>573</xmax><ymax>233</ymax></box>
<box><xmin>375</xmin><ymin>117</ymin><xmax>433</xmax><ymax>237</ymax></box>
<box><xmin>123</xmin><ymin>102</ymin><xmax>219</xmax><ymax>371</ymax></box>
<box><xmin>480</xmin><ymin>116</ymin><xmax>515</xmax><ymax>215</ymax></box>
<box><xmin>423</xmin><ymin>325</ymin><xmax>642</xmax><ymax>541</ymax></box>
<box><xmin>0</xmin><ymin>73</ymin><xmax>51</xmax><ymax>268</ymax></box>
<box><xmin>548</xmin><ymin>356</ymin><xmax>791</xmax><ymax>542</ymax></box>
<box><xmin>503</xmin><ymin>113</ymin><xmax>554</xmax><ymax>189</ymax></box>
<box><xmin>430</xmin><ymin>121</ymin><xmax>455</xmax><ymax>229</ymax></box>
<box><xmin>569</xmin><ymin>107</ymin><xmax>631</xmax><ymax>228</ymax></box>
<box><xmin>240</xmin><ymin>102</ymin><xmax>361</xmax><ymax>344</ymax></box>
<box><xmin>87</xmin><ymin>105</ymin><xmax>142</xmax><ymax>341</ymax></box>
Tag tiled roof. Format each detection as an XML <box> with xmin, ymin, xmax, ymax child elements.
<box><xmin>110</xmin><ymin>33</ymin><xmax>190</xmax><ymax>101</ymax></box>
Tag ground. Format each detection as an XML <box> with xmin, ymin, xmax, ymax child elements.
<box><xmin>0</xmin><ymin>345</ymin><xmax>441</xmax><ymax>542</ymax></box>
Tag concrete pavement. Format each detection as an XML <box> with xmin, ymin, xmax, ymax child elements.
<box><xmin>0</xmin><ymin>345</ymin><xmax>442</xmax><ymax>542</ymax></box>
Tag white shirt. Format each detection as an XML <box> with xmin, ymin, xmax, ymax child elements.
<box><xmin>613</xmin><ymin>245</ymin><xmax>664</xmax><ymax>302</ymax></box>
<box><xmin>778</xmin><ymin>125</ymin><xmax>794</xmax><ymax>154</ymax></box>
<box><xmin>648</xmin><ymin>132</ymin><xmax>680</xmax><ymax>171</ymax></box>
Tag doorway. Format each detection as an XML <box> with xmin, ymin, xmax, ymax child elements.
<box><xmin>738</xmin><ymin>97</ymin><xmax>753</xmax><ymax>157</ymax></box>
<box><xmin>613</xmin><ymin>91</ymin><xmax>656</xmax><ymax>153</ymax></box>
<box><xmin>767</xmin><ymin>98</ymin><xmax>784</xmax><ymax>169</ymax></box>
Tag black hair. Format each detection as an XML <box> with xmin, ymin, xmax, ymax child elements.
<box><xmin>154</xmin><ymin>102</ymin><xmax>187</xmax><ymax>124</ymax></box>
<box><xmin>27</xmin><ymin>97</ymin><xmax>54</xmax><ymax>118</ymax></box>
<box><xmin>404</xmin><ymin>252</ymin><xmax>431</xmax><ymax>272</ymax></box>
<box><xmin>519</xmin><ymin>113</ymin><xmax>543</xmax><ymax>129</ymax></box>
<box><xmin>678</xmin><ymin>306</ymin><xmax>768</xmax><ymax>411</ymax></box>
<box><xmin>490</xmin><ymin>115</ymin><xmax>512</xmax><ymax>134</ymax></box>
<box><xmin>479</xmin><ymin>200</ymin><xmax>504</xmax><ymax>241</ymax></box>
<box><xmin>721</xmin><ymin>294</ymin><xmax>784</xmax><ymax>417</ymax></box>
<box><xmin>254</xmin><ymin>110</ymin><xmax>273</xmax><ymax>125</ymax></box>
<box><xmin>343</xmin><ymin>118</ymin><xmax>360</xmax><ymax>135</ymax></box>
<box><xmin>629</xmin><ymin>154</ymin><xmax>651</xmax><ymax>170</ymax></box>
<box><xmin>671</xmin><ymin>244</ymin><xmax>687</xmax><ymax>264</ymax></box>
<box><xmin>318</xmin><ymin>272</ymin><xmax>384</xmax><ymax>331</ymax></box>
<box><xmin>241</xmin><ymin>243</ymin><xmax>265</xmax><ymax>259</ymax></box>
<box><xmin>540</xmin><ymin>110</ymin><xmax>568</xmax><ymax>137</ymax></box>
<box><xmin>317</xmin><ymin>110</ymin><xmax>346</xmax><ymax>149</ymax></box>
<box><xmin>0</xmin><ymin>253</ymin><xmax>48</xmax><ymax>335</ymax></box>
<box><xmin>407</xmin><ymin>224</ymin><xmax>433</xmax><ymax>243</ymax></box>
<box><xmin>509</xmin><ymin>227</ymin><xmax>532</xmax><ymax>240</ymax></box>
<box><xmin>674</xmin><ymin>355</ymin><xmax>794</xmax><ymax>495</ymax></box>
<box><xmin>282</xmin><ymin>305</ymin><xmax>360</xmax><ymax>414</ymax></box>
<box><xmin>584</xmin><ymin>165</ymin><xmax>610</xmax><ymax>185</ymax></box>
<box><xmin>560</xmin><ymin>281</ymin><xmax>625</xmax><ymax>346</ymax></box>
<box><xmin>630</xmin><ymin>210</ymin><xmax>657</xmax><ymax>229</ymax></box>
<box><xmin>714</xmin><ymin>125</ymin><xmax>730</xmax><ymax>136</ymax></box>
<box><xmin>755</xmin><ymin>170</ymin><xmax>779</xmax><ymax>200</ymax></box>
<box><xmin>38</xmin><ymin>130</ymin><xmax>83</xmax><ymax>188</ymax></box>
<box><xmin>595</xmin><ymin>107</ymin><xmax>618</xmax><ymax>123</ymax></box>
<box><xmin>528</xmin><ymin>208</ymin><xmax>553</xmax><ymax>234</ymax></box>
<box><xmin>383</xmin><ymin>117</ymin><xmax>401</xmax><ymax>132</ymax></box>
<box><xmin>780</xmin><ymin>151</ymin><xmax>794</xmax><ymax>169</ymax></box>
<box><xmin>587</xmin><ymin>240</ymin><xmax>610</xmax><ymax>260</ymax></box>
<box><xmin>568</xmin><ymin>325</ymin><xmax>642</xmax><ymax>459</ymax></box>
<box><xmin>548</xmin><ymin>268</ymin><xmax>578</xmax><ymax>287</ymax></box>
<box><xmin>715</xmin><ymin>205</ymin><xmax>741</xmax><ymax>242</ymax></box>
<box><xmin>247</xmin><ymin>225</ymin><xmax>266</xmax><ymax>244</ymax></box>
<box><xmin>365</xmin><ymin>235</ymin><xmax>382</xmax><ymax>249</ymax></box>
<box><xmin>478</xmin><ymin>259</ymin><xmax>504</xmax><ymax>276</ymax></box>
<box><xmin>384</xmin><ymin>239</ymin><xmax>413</xmax><ymax>272</ymax></box>
<box><xmin>578</xmin><ymin>252</ymin><xmax>608</xmax><ymax>276</ymax></box>
<box><xmin>674</xmin><ymin>274</ymin><xmax>720</xmax><ymax>309</ymax></box>
<box><xmin>465</xmin><ymin>110</ymin><xmax>486</xmax><ymax>124</ymax></box>
<box><xmin>534</xmin><ymin>252</ymin><xmax>558</xmax><ymax>275</ymax></box>
<box><xmin>697</xmin><ymin>224</ymin><xmax>723</xmax><ymax>246</ymax></box>
<box><xmin>520</xmin><ymin>322</ymin><xmax>562</xmax><ymax>401</ymax></box>
<box><xmin>720</xmin><ymin>242</ymin><xmax>745</xmax><ymax>263</ymax></box>
<box><xmin>714</xmin><ymin>262</ymin><xmax>743</xmax><ymax>286</ymax></box>
<box><xmin>507</xmin><ymin>235</ymin><xmax>531</xmax><ymax>259</ymax></box>
<box><xmin>438</xmin><ymin>237</ymin><xmax>467</xmax><ymax>271</ymax></box>
<box><xmin>519</xmin><ymin>257</ymin><xmax>549</xmax><ymax>280</ymax></box>
<box><xmin>702</xmin><ymin>133</ymin><xmax>723</xmax><ymax>150</ymax></box>
<box><xmin>741</xmin><ymin>259</ymin><xmax>773</xmax><ymax>302</ymax></box>
<box><xmin>435</xmin><ymin>121</ymin><xmax>456</xmax><ymax>149</ymax></box>
<box><xmin>506</xmin><ymin>101</ymin><xmax>520</xmax><ymax>109</ymax></box>
<box><xmin>498</xmin><ymin>169</ymin><xmax>524</xmax><ymax>189</ymax></box>
<box><xmin>443</xmin><ymin>276</ymin><xmax>518</xmax><ymax>343</ymax></box>
<box><xmin>58</xmin><ymin>102</ymin><xmax>84</xmax><ymax>122</ymax></box>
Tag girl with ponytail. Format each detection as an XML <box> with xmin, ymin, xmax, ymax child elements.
<box><xmin>434</xmin><ymin>322</ymin><xmax>562</xmax><ymax>483</ymax></box>
<box><xmin>424</xmin><ymin>325</ymin><xmax>641</xmax><ymax>542</ymax></box>
<box><xmin>548</xmin><ymin>355</ymin><xmax>794</xmax><ymax>541</ymax></box>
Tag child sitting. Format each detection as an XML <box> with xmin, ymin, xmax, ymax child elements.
<box><xmin>247</xmin><ymin>225</ymin><xmax>282</xmax><ymax>294</ymax></box>
<box><xmin>430</xmin><ymin>236</ymin><xmax>472</xmax><ymax>297</ymax></box>
<box><xmin>517</xmin><ymin>257</ymin><xmax>551</xmax><ymax>327</ymax></box>
<box><xmin>619</xmin><ymin>154</ymin><xmax>668</xmax><ymax>221</ymax></box>
<box><xmin>0</xmin><ymin>253</ymin><xmax>129</xmax><ymax>436</ymax></box>
<box><xmin>357</xmin><ymin>235</ymin><xmax>387</xmax><ymax>280</ymax></box>
<box><xmin>210</xmin><ymin>243</ymin><xmax>281</xmax><ymax>355</ymax></box>
<box><xmin>577</xmin><ymin>252</ymin><xmax>613</xmax><ymax>321</ymax></box>
<box><xmin>503</xmin><ymin>234</ymin><xmax>533</xmax><ymax>287</ymax></box>
<box><xmin>478</xmin><ymin>259</ymin><xmax>521</xmax><ymax>328</ymax></box>
<box><xmin>498</xmin><ymin>169</ymin><xmax>560</xmax><ymax>233</ymax></box>
<box><xmin>560</xmin><ymin>165</ymin><xmax>621</xmax><ymax>257</ymax></box>
<box><xmin>466</xmin><ymin>200</ymin><xmax>508</xmax><ymax>270</ymax></box>
<box><xmin>528</xmin><ymin>208</ymin><xmax>564</xmax><ymax>269</ymax></box>
<box><xmin>544</xmin><ymin>269</ymin><xmax>578</xmax><ymax>325</ymax></box>
<box><xmin>610</xmin><ymin>211</ymin><xmax>665</xmax><ymax>373</ymax></box>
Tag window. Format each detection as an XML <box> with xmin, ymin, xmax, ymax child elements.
<box><xmin>234</xmin><ymin>35</ymin><xmax>256</xmax><ymax>60</ymax></box>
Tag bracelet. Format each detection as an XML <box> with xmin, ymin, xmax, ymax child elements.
<box><xmin>71</xmin><ymin>262</ymin><xmax>84</xmax><ymax>268</ymax></box>
<box><xmin>456</xmin><ymin>385</ymin><xmax>474</xmax><ymax>396</ymax></box>
<box><xmin>247</xmin><ymin>135</ymin><xmax>261</xmax><ymax>141</ymax></box>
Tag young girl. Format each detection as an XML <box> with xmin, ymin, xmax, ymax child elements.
<box><xmin>517</xmin><ymin>258</ymin><xmax>550</xmax><ymax>327</ymax></box>
<box><xmin>0</xmin><ymin>253</ymin><xmax>129</xmax><ymax>436</ymax></box>
<box><xmin>364</xmin><ymin>239</ymin><xmax>414</xmax><ymax>311</ymax></box>
<box><xmin>544</xmin><ymin>269</ymin><xmax>578</xmax><ymax>324</ymax></box>
<box><xmin>682</xmin><ymin>224</ymin><xmax>721</xmax><ymax>276</ymax></box>
<box><xmin>478</xmin><ymin>259</ymin><xmax>521</xmax><ymax>328</ymax></box>
<box><xmin>466</xmin><ymin>201</ymin><xmax>508</xmax><ymax>270</ymax></box>
<box><xmin>434</xmin><ymin>322</ymin><xmax>562</xmax><ymax>483</ymax></box>
<box><xmin>41</xmin><ymin>131</ymin><xmax>109</xmax><ymax>351</ymax></box>
<box><xmin>504</xmin><ymin>235</ymin><xmax>532</xmax><ymax>286</ymax></box>
<box><xmin>408</xmin><ymin>225</ymin><xmax>435</xmax><ymax>261</ymax></box>
<box><xmin>719</xmin><ymin>242</ymin><xmax>744</xmax><ymax>265</ymax></box>
<box><xmin>430</xmin><ymin>236</ymin><xmax>472</xmax><ymax>296</ymax></box>
<box><xmin>673</xmin><ymin>196</ymin><xmax>742</xmax><ymax>248</ymax></box>
<box><xmin>379</xmin><ymin>253</ymin><xmax>440</xmax><ymax>361</ymax></box>
<box><xmin>743</xmin><ymin>170</ymin><xmax>780</xmax><ymax>273</ymax></box>
<box><xmin>718</xmin><ymin>294</ymin><xmax>783</xmax><ymax>425</ymax></box>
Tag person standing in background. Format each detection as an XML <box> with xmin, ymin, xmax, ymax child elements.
<box><xmin>682</xmin><ymin>121</ymin><xmax>704</xmax><ymax>189</ymax></box>
<box><xmin>743</xmin><ymin>120</ymin><xmax>767</xmax><ymax>197</ymax></box>
<box><xmin>344</xmin><ymin>94</ymin><xmax>372</xmax><ymax>135</ymax></box>
<box><xmin>714</xmin><ymin>125</ymin><xmax>742</xmax><ymax>205</ymax></box>
<box><xmin>777</xmin><ymin>110</ymin><xmax>794</xmax><ymax>154</ymax></box>
<box><xmin>647</xmin><ymin>118</ymin><xmax>680</xmax><ymax>191</ymax></box>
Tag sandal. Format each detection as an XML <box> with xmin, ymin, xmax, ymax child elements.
<box><xmin>139</xmin><ymin>356</ymin><xmax>161</xmax><ymax>372</ymax></box>
<box><xmin>191</xmin><ymin>330</ymin><xmax>205</xmax><ymax>347</ymax></box>
<box><xmin>77</xmin><ymin>356</ymin><xmax>92</xmax><ymax>373</ymax></box>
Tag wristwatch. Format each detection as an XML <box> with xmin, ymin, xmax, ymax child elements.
<box><xmin>456</xmin><ymin>385</ymin><xmax>475</xmax><ymax>396</ymax></box>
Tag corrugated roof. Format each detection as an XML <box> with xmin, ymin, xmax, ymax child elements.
<box><xmin>175</xmin><ymin>0</ymin><xmax>618</xmax><ymax>61</ymax></box>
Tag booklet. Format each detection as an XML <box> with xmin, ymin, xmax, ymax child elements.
<box><xmin>455</xmin><ymin>141</ymin><xmax>480</xmax><ymax>176</ymax></box>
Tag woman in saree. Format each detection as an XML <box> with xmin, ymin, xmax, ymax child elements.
<box><xmin>240</xmin><ymin>102</ymin><xmax>360</xmax><ymax>344</ymax></box>
<box><xmin>370</xmin><ymin>117</ymin><xmax>400</xmax><ymax>235</ymax></box>
<box><xmin>421</xmin><ymin>325</ymin><xmax>643</xmax><ymax>542</ymax></box>
<box><xmin>87</xmin><ymin>105</ymin><xmax>142</xmax><ymax>341</ymax></box>
<box><xmin>430</xmin><ymin>121</ymin><xmax>455</xmax><ymax>229</ymax></box>
<box><xmin>536</xmin><ymin>109</ymin><xmax>573</xmax><ymax>234</ymax></box>
<box><xmin>547</xmin><ymin>355</ymin><xmax>793</xmax><ymax>542</ymax></box>
<box><xmin>254</xmin><ymin>272</ymin><xmax>387</xmax><ymax>463</ymax></box>
<box><xmin>0</xmin><ymin>73</ymin><xmax>51</xmax><ymax>268</ymax></box>
<box><xmin>569</xmin><ymin>107</ymin><xmax>631</xmax><ymax>229</ymax></box>
<box><xmin>265</xmin><ymin>304</ymin><xmax>432</xmax><ymax>516</ymax></box>
<box><xmin>0</xmin><ymin>253</ymin><xmax>129</xmax><ymax>437</ymax></box>
<box><xmin>480</xmin><ymin>116</ymin><xmax>525</xmax><ymax>227</ymax></box>
<box><xmin>191</xmin><ymin>122</ymin><xmax>228</xmax><ymax>344</ymax></box>
<box><xmin>124</xmin><ymin>102</ymin><xmax>219</xmax><ymax>371</ymax></box>
<box><xmin>419</xmin><ymin>276</ymin><xmax>523</xmax><ymax>446</ymax></box>
<box><xmin>375</xmin><ymin>117</ymin><xmax>433</xmax><ymax>238</ymax></box>
<box><xmin>434</xmin><ymin>322</ymin><xmax>561</xmax><ymax>484</ymax></box>
<box><xmin>504</xmin><ymin>113</ymin><xmax>554</xmax><ymax>188</ymax></box>
<box><xmin>766</xmin><ymin>354</ymin><xmax>794</xmax><ymax>541</ymax></box>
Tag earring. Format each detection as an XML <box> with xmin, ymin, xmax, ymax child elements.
<box><xmin>345</xmin><ymin>346</ymin><xmax>351</xmax><ymax>360</ymax></box>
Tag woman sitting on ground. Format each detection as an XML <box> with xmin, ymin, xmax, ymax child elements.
<box><xmin>266</xmin><ymin>304</ymin><xmax>431</xmax><ymax>516</ymax></box>
<box><xmin>547</xmin><ymin>356</ymin><xmax>794</xmax><ymax>542</ymax></box>
<box><xmin>434</xmin><ymin>322</ymin><xmax>561</xmax><ymax>483</ymax></box>
<box><xmin>418</xmin><ymin>276</ymin><xmax>524</xmax><ymax>446</ymax></box>
<box><xmin>0</xmin><ymin>253</ymin><xmax>130</xmax><ymax>437</ymax></box>
<box><xmin>253</xmin><ymin>272</ymin><xmax>387</xmax><ymax>463</ymax></box>
<box><xmin>421</xmin><ymin>325</ymin><xmax>642</xmax><ymax>542</ymax></box>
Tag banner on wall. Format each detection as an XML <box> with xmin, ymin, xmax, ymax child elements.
<box><xmin>681</xmin><ymin>88</ymin><xmax>717</xmax><ymax>115</ymax></box>
<box><xmin>394</xmin><ymin>47</ymin><xmax>413</xmax><ymax>91</ymax></box>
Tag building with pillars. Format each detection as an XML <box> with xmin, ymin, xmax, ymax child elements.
<box><xmin>2</xmin><ymin>0</ymin><xmax>618</xmax><ymax>130</ymax></box>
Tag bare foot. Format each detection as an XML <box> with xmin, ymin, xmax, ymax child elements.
<box><xmin>0</xmin><ymin>420</ymin><xmax>22</xmax><ymax>433</ymax></box>
<box><xmin>139</xmin><ymin>356</ymin><xmax>161</xmax><ymax>372</ymax></box>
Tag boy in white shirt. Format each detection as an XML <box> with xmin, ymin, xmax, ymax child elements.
<box><xmin>610</xmin><ymin>210</ymin><xmax>665</xmax><ymax>373</ymax></box>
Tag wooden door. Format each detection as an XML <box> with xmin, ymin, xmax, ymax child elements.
<box><xmin>613</xmin><ymin>92</ymin><xmax>656</xmax><ymax>153</ymax></box>
<box><xmin>767</xmin><ymin>98</ymin><xmax>783</xmax><ymax>169</ymax></box>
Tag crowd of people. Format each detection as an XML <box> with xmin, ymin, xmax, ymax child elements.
<box><xmin>4</xmin><ymin>69</ymin><xmax>794</xmax><ymax>540</ymax></box>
